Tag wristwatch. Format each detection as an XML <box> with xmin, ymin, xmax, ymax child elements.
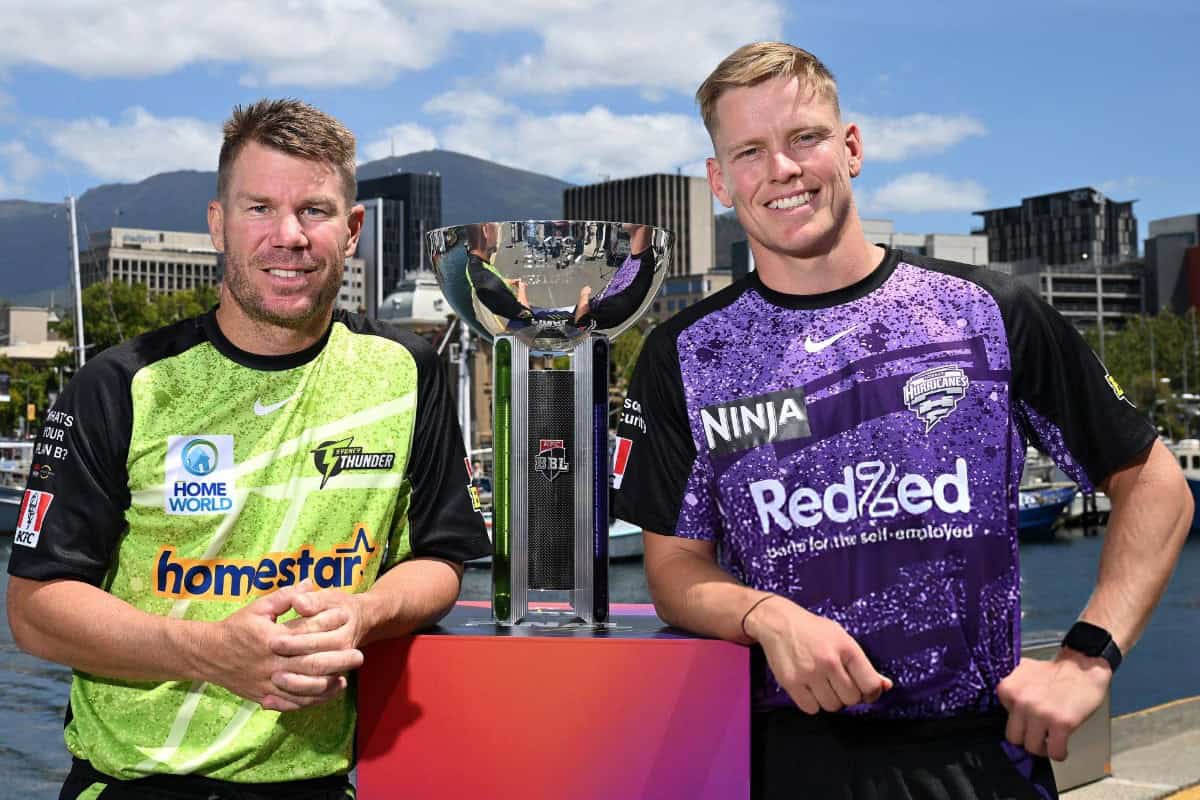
<box><xmin>1061</xmin><ymin>621</ymin><xmax>1123</xmax><ymax>673</ymax></box>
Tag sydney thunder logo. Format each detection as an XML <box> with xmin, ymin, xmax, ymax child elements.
<box><xmin>311</xmin><ymin>437</ymin><xmax>396</xmax><ymax>489</ymax></box>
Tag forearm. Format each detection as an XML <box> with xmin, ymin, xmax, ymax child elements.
<box><xmin>644</xmin><ymin>535</ymin><xmax>765</xmax><ymax>645</ymax></box>
<box><xmin>7</xmin><ymin>576</ymin><xmax>212</xmax><ymax>682</ymax></box>
<box><xmin>1085</xmin><ymin>440</ymin><xmax>1191</xmax><ymax>652</ymax></box>
<box><xmin>352</xmin><ymin>557</ymin><xmax>464</xmax><ymax>647</ymax></box>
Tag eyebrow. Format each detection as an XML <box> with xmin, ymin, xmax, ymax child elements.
<box><xmin>236</xmin><ymin>193</ymin><xmax>340</xmax><ymax>208</ymax></box>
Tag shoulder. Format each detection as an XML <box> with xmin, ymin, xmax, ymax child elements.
<box><xmin>331</xmin><ymin>309</ymin><xmax>440</xmax><ymax>370</ymax></box>
<box><xmin>895</xmin><ymin>252</ymin><xmax>1041</xmax><ymax>313</ymax></box>
<box><xmin>74</xmin><ymin>314</ymin><xmax>209</xmax><ymax>391</ymax></box>
<box><xmin>644</xmin><ymin>278</ymin><xmax>755</xmax><ymax>352</ymax></box>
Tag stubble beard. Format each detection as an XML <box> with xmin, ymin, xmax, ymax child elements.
<box><xmin>222</xmin><ymin>249</ymin><xmax>343</xmax><ymax>330</ymax></box>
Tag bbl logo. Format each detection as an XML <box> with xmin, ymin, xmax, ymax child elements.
<box><xmin>535</xmin><ymin>438</ymin><xmax>569</xmax><ymax>482</ymax></box>
<box><xmin>903</xmin><ymin>365</ymin><xmax>970</xmax><ymax>432</ymax></box>
<box><xmin>312</xmin><ymin>436</ymin><xmax>396</xmax><ymax>489</ymax></box>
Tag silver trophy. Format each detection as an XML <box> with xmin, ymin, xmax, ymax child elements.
<box><xmin>428</xmin><ymin>221</ymin><xmax>672</xmax><ymax>624</ymax></box>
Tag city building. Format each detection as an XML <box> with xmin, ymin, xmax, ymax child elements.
<box><xmin>989</xmin><ymin>257</ymin><xmax>1145</xmax><ymax>332</ymax></box>
<box><xmin>0</xmin><ymin>306</ymin><xmax>68</xmax><ymax>363</ymax></box>
<box><xmin>973</xmin><ymin>187</ymin><xmax>1137</xmax><ymax>266</ymax></box>
<box><xmin>80</xmin><ymin>228</ymin><xmax>220</xmax><ymax>296</ymax></box>
<box><xmin>650</xmin><ymin>270</ymin><xmax>734</xmax><ymax>317</ymax></box>
<box><xmin>1145</xmin><ymin>214</ymin><xmax>1200</xmax><ymax>314</ymax></box>
<box><xmin>861</xmin><ymin>220</ymin><xmax>989</xmax><ymax>265</ymax></box>
<box><xmin>356</xmin><ymin>173</ymin><xmax>442</xmax><ymax>302</ymax></box>
<box><xmin>563</xmin><ymin>175</ymin><xmax>715</xmax><ymax>278</ymax></box>
<box><xmin>337</xmin><ymin>257</ymin><xmax>367</xmax><ymax>314</ymax></box>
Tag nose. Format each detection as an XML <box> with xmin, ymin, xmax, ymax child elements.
<box><xmin>270</xmin><ymin>212</ymin><xmax>309</xmax><ymax>248</ymax></box>
<box><xmin>768</xmin><ymin>149</ymin><xmax>803</xmax><ymax>183</ymax></box>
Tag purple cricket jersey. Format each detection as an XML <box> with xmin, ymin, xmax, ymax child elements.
<box><xmin>614</xmin><ymin>249</ymin><xmax>1153</xmax><ymax>719</ymax></box>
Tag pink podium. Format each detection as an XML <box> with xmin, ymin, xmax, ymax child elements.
<box><xmin>357</xmin><ymin>602</ymin><xmax>750</xmax><ymax>799</ymax></box>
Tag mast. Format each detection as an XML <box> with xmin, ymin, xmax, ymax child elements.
<box><xmin>67</xmin><ymin>195</ymin><xmax>86</xmax><ymax>370</ymax></box>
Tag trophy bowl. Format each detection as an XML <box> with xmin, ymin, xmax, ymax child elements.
<box><xmin>428</xmin><ymin>221</ymin><xmax>672</xmax><ymax>624</ymax></box>
<box><xmin>427</xmin><ymin>221</ymin><xmax>672</xmax><ymax>350</ymax></box>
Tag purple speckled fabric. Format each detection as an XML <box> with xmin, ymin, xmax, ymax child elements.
<box><xmin>675</xmin><ymin>261</ymin><xmax>1020</xmax><ymax>717</ymax></box>
<box><xmin>594</xmin><ymin>252</ymin><xmax>642</xmax><ymax>302</ymax></box>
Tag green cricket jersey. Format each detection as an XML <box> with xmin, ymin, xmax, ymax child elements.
<box><xmin>7</xmin><ymin>309</ymin><xmax>489</xmax><ymax>783</ymax></box>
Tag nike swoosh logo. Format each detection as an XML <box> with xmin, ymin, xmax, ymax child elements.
<box><xmin>253</xmin><ymin>391</ymin><xmax>302</xmax><ymax>416</ymax></box>
<box><xmin>804</xmin><ymin>325</ymin><xmax>858</xmax><ymax>354</ymax></box>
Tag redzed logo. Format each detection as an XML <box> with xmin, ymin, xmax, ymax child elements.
<box><xmin>611</xmin><ymin>436</ymin><xmax>633</xmax><ymax>489</ymax></box>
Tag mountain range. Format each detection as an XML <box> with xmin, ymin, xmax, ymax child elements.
<box><xmin>0</xmin><ymin>150</ymin><xmax>573</xmax><ymax>304</ymax></box>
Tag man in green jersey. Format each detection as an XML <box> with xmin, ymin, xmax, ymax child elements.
<box><xmin>7</xmin><ymin>99</ymin><xmax>489</xmax><ymax>799</ymax></box>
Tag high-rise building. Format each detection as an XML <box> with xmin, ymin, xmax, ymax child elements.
<box><xmin>989</xmin><ymin>257</ymin><xmax>1145</xmax><ymax>332</ymax></box>
<box><xmin>80</xmin><ymin>228</ymin><xmax>221</xmax><ymax>295</ymax></box>
<box><xmin>973</xmin><ymin>187</ymin><xmax>1137</xmax><ymax>266</ymax></box>
<box><xmin>356</xmin><ymin>173</ymin><xmax>442</xmax><ymax>294</ymax></box>
<box><xmin>861</xmin><ymin>219</ymin><xmax>989</xmax><ymax>265</ymax></box>
<box><xmin>1145</xmin><ymin>214</ymin><xmax>1200</xmax><ymax>314</ymax></box>
<box><xmin>563</xmin><ymin>175</ymin><xmax>714</xmax><ymax>277</ymax></box>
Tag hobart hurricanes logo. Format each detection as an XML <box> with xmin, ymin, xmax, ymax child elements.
<box><xmin>155</xmin><ymin>525</ymin><xmax>377</xmax><ymax>600</ymax></box>
<box><xmin>312</xmin><ymin>436</ymin><xmax>396</xmax><ymax>489</ymax></box>
<box><xmin>903</xmin><ymin>366</ymin><xmax>969</xmax><ymax>432</ymax></box>
<box><xmin>700</xmin><ymin>388</ymin><xmax>810</xmax><ymax>456</ymax></box>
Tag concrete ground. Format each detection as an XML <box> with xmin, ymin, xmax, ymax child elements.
<box><xmin>1064</xmin><ymin>696</ymin><xmax>1200</xmax><ymax>800</ymax></box>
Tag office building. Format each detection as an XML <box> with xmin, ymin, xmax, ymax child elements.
<box><xmin>990</xmin><ymin>257</ymin><xmax>1145</xmax><ymax>331</ymax></box>
<box><xmin>563</xmin><ymin>175</ymin><xmax>714</xmax><ymax>278</ymax></box>
<box><xmin>80</xmin><ymin>228</ymin><xmax>221</xmax><ymax>295</ymax></box>
<box><xmin>1145</xmin><ymin>214</ymin><xmax>1200</xmax><ymax>314</ymax></box>
<box><xmin>356</xmin><ymin>173</ymin><xmax>442</xmax><ymax>297</ymax></box>
<box><xmin>973</xmin><ymin>187</ymin><xmax>1137</xmax><ymax>266</ymax></box>
<box><xmin>861</xmin><ymin>219</ymin><xmax>989</xmax><ymax>265</ymax></box>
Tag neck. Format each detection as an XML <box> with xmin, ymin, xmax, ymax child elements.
<box><xmin>214</xmin><ymin>293</ymin><xmax>332</xmax><ymax>357</ymax></box>
<box><xmin>751</xmin><ymin>216</ymin><xmax>884</xmax><ymax>295</ymax></box>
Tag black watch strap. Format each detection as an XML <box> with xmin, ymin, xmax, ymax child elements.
<box><xmin>1062</xmin><ymin>621</ymin><xmax>1123</xmax><ymax>673</ymax></box>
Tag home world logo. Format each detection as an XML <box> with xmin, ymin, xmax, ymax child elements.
<box><xmin>165</xmin><ymin>435</ymin><xmax>235</xmax><ymax>515</ymax></box>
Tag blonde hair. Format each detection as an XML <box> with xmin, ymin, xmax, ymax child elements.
<box><xmin>696</xmin><ymin>42</ymin><xmax>839</xmax><ymax>135</ymax></box>
<box><xmin>217</xmin><ymin>98</ymin><xmax>357</xmax><ymax>205</ymax></box>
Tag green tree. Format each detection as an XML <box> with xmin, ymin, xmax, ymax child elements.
<box><xmin>55</xmin><ymin>282</ymin><xmax>220</xmax><ymax>356</ymax></box>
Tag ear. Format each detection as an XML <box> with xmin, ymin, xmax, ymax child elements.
<box><xmin>844</xmin><ymin>122</ymin><xmax>864</xmax><ymax>178</ymax></box>
<box><xmin>208</xmin><ymin>200</ymin><xmax>226</xmax><ymax>253</ymax></box>
<box><xmin>345</xmin><ymin>204</ymin><xmax>365</xmax><ymax>258</ymax></box>
<box><xmin>706</xmin><ymin>157</ymin><xmax>734</xmax><ymax>208</ymax></box>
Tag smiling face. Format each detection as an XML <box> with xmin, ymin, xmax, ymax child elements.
<box><xmin>706</xmin><ymin>75</ymin><xmax>863</xmax><ymax>272</ymax></box>
<box><xmin>208</xmin><ymin>140</ymin><xmax>363</xmax><ymax>349</ymax></box>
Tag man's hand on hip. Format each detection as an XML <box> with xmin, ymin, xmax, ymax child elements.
<box><xmin>996</xmin><ymin>651</ymin><xmax>1112</xmax><ymax>761</ymax></box>
<box><xmin>744</xmin><ymin>596</ymin><xmax>893</xmax><ymax>714</ymax></box>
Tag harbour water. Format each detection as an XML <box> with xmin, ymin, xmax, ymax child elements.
<box><xmin>2</xmin><ymin>531</ymin><xmax>1198</xmax><ymax>797</ymax></box>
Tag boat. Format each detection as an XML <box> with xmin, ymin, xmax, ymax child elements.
<box><xmin>1166</xmin><ymin>438</ymin><xmax>1200</xmax><ymax>531</ymax></box>
<box><xmin>468</xmin><ymin>513</ymin><xmax>643</xmax><ymax>566</ymax></box>
<box><xmin>1018</xmin><ymin>446</ymin><xmax>1077</xmax><ymax>540</ymax></box>
<box><xmin>1018</xmin><ymin>485</ymin><xmax>1077</xmax><ymax>541</ymax></box>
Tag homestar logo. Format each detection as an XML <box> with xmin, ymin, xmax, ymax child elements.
<box><xmin>165</xmin><ymin>435</ymin><xmax>235</xmax><ymax>515</ymax></box>
<box><xmin>700</xmin><ymin>388</ymin><xmax>810</xmax><ymax>455</ymax></box>
<box><xmin>749</xmin><ymin>458</ymin><xmax>971</xmax><ymax>534</ymax></box>
<box><xmin>311</xmin><ymin>437</ymin><xmax>396</xmax><ymax>489</ymax></box>
<box><xmin>155</xmin><ymin>524</ymin><xmax>378</xmax><ymax>600</ymax></box>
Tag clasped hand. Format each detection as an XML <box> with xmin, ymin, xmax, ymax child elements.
<box><xmin>207</xmin><ymin>580</ymin><xmax>365</xmax><ymax>712</ymax></box>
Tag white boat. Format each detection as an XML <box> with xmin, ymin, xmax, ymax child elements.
<box><xmin>1167</xmin><ymin>439</ymin><xmax>1200</xmax><ymax>532</ymax></box>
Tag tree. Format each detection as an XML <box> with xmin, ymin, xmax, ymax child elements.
<box><xmin>55</xmin><ymin>282</ymin><xmax>219</xmax><ymax>356</ymax></box>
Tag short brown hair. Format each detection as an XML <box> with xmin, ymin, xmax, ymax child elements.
<box><xmin>696</xmin><ymin>42</ymin><xmax>840</xmax><ymax>135</ymax></box>
<box><xmin>216</xmin><ymin>98</ymin><xmax>357</xmax><ymax>205</ymax></box>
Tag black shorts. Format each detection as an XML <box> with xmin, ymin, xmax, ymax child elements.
<box><xmin>59</xmin><ymin>758</ymin><xmax>355</xmax><ymax>800</ymax></box>
<box><xmin>752</xmin><ymin>708</ymin><xmax>1058</xmax><ymax>800</ymax></box>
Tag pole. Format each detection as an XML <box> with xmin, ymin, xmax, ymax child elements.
<box><xmin>458</xmin><ymin>318</ymin><xmax>472</xmax><ymax>455</ymax></box>
<box><xmin>67</xmin><ymin>195</ymin><xmax>86</xmax><ymax>370</ymax></box>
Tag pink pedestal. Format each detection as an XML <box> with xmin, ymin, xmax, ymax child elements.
<box><xmin>358</xmin><ymin>602</ymin><xmax>749</xmax><ymax>800</ymax></box>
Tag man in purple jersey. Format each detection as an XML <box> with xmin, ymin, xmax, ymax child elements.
<box><xmin>612</xmin><ymin>42</ymin><xmax>1190</xmax><ymax>799</ymax></box>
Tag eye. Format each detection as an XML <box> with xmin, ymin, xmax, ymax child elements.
<box><xmin>793</xmin><ymin>132</ymin><xmax>818</xmax><ymax>146</ymax></box>
<box><xmin>302</xmin><ymin>206</ymin><xmax>330</xmax><ymax>218</ymax></box>
<box><xmin>247</xmin><ymin>204</ymin><xmax>270</xmax><ymax>214</ymax></box>
<box><xmin>734</xmin><ymin>146</ymin><xmax>761</xmax><ymax>161</ymax></box>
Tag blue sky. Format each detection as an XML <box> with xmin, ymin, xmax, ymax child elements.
<box><xmin>0</xmin><ymin>0</ymin><xmax>1196</xmax><ymax>242</ymax></box>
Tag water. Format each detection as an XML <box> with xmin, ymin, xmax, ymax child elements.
<box><xmin>4</xmin><ymin>532</ymin><xmax>1199</xmax><ymax>796</ymax></box>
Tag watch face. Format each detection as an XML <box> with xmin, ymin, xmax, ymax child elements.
<box><xmin>1065</xmin><ymin>621</ymin><xmax>1111</xmax><ymax>656</ymax></box>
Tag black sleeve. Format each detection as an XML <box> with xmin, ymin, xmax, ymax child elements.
<box><xmin>469</xmin><ymin>256</ymin><xmax>530</xmax><ymax>321</ymax></box>
<box><xmin>1005</xmin><ymin>281</ymin><xmax>1156</xmax><ymax>487</ymax></box>
<box><xmin>399</xmin><ymin>334</ymin><xmax>491</xmax><ymax>564</ymax></box>
<box><xmin>7</xmin><ymin>354</ymin><xmax>133</xmax><ymax>584</ymax></box>
<box><xmin>611</xmin><ymin>324</ymin><xmax>701</xmax><ymax>536</ymax></box>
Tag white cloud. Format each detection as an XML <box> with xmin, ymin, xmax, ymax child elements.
<box><xmin>1099</xmin><ymin>175</ymin><xmax>1155</xmax><ymax>196</ymax></box>
<box><xmin>434</xmin><ymin>106</ymin><xmax>713</xmax><ymax>183</ymax></box>
<box><xmin>852</xmin><ymin>113</ymin><xmax>987</xmax><ymax>162</ymax></box>
<box><xmin>0</xmin><ymin>141</ymin><xmax>45</xmax><ymax>184</ymax></box>
<box><xmin>0</xmin><ymin>1</ymin><xmax>444</xmax><ymax>87</ymax></box>
<box><xmin>48</xmin><ymin>108</ymin><xmax>221</xmax><ymax>182</ymax></box>
<box><xmin>862</xmin><ymin>173</ymin><xmax>988</xmax><ymax>214</ymax></box>
<box><xmin>422</xmin><ymin>92</ymin><xmax>518</xmax><ymax>121</ymax></box>
<box><xmin>362</xmin><ymin>124</ymin><xmax>440</xmax><ymax>162</ymax></box>
<box><xmin>0</xmin><ymin>0</ymin><xmax>780</xmax><ymax>93</ymax></box>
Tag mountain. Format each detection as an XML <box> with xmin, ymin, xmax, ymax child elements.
<box><xmin>0</xmin><ymin>150</ymin><xmax>572</xmax><ymax>301</ymax></box>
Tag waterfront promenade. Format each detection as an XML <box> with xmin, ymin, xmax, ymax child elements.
<box><xmin>1064</xmin><ymin>696</ymin><xmax>1200</xmax><ymax>799</ymax></box>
